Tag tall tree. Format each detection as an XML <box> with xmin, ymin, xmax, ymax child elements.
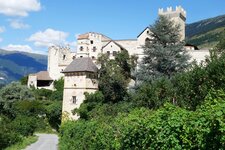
<box><xmin>137</xmin><ymin>16</ymin><xmax>190</xmax><ymax>82</ymax></box>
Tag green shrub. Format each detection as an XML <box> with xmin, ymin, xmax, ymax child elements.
<box><xmin>11</xmin><ymin>116</ymin><xmax>37</xmax><ymax>136</ymax></box>
<box><xmin>45</xmin><ymin>101</ymin><xmax>62</xmax><ymax>130</ymax></box>
<box><xmin>59</xmin><ymin>90</ymin><xmax>225</xmax><ymax>149</ymax></box>
<box><xmin>0</xmin><ymin>115</ymin><xmax>22</xmax><ymax>149</ymax></box>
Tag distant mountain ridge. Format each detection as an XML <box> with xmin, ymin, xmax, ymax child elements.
<box><xmin>0</xmin><ymin>49</ymin><xmax>47</xmax><ymax>84</ymax></box>
<box><xmin>186</xmin><ymin>14</ymin><xmax>225</xmax><ymax>49</ymax></box>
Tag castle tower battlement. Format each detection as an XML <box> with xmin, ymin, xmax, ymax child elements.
<box><xmin>158</xmin><ymin>6</ymin><xmax>186</xmax><ymax>40</ymax></box>
<box><xmin>158</xmin><ymin>6</ymin><xmax>186</xmax><ymax>18</ymax></box>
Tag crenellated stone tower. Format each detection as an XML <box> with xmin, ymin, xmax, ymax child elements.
<box><xmin>158</xmin><ymin>6</ymin><xmax>186</xmax><ymax>41</ymax></box>
<box><xmin>48</xmin><ymin>45</ymin><xmax>75</xmax><ymax>80</ymax></box>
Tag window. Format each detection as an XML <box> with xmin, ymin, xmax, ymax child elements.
<box><xmin>90</xmin><ymin>40</ymin><xmax>93</xmax><ymax>44</ymax></box>
<box><xmin>145</xmin><ymin>38</ymin><xmax>150</xmax><ymax>45</ymax></box>
<box><xmin>80</xmin><ymin>46</ymin><xmax>83</xmax><ymax>51</ymax></box>
<box><xmin>80</xmin><ymin>56</ymin><xmax>83</xmax><ymax>58</ymax></box>
<box><xmin>63</xmin><ymin>55</ymin><xmax>66</xmax><ymax>60</ymax></box>
<box><xmin>72</xmin><ymin>56</ymin><xmax>76</xmax><ymax>59</ymax></box>
<box><xmin>147</xmin><ymin>30</ymin><xmax>149</xmax><ymax>34</ymax></box>
<box><xmin>92</xmin><ymin>56</ymin><xmax>95</xmax><ymax>59</ymax></box>
<box><xmin>92</xmin><ymin>46</ymin><xmax>97</xmax><ymax>52</ymax></box>
<box><xmin>113</xmin><ymin>51</ymin><xmax>117</xmax><ymax>56</ymax></box>
<box><xmin>72</xmin><ymin>96</ymin><xmax>77</xmax><ymax>104</ymax></box>
<box><xmin>107</xmin><ymin>51</ymin><xmax>110</xmax><ymax>56</ymax></box>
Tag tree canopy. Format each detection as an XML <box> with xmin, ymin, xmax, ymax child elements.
<box><xmin>137</xmin><ymin>16</ymin><xmax>190</xmax><ymax>82</ymax></box>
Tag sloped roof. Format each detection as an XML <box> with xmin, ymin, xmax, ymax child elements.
<box><xmin>34</xmin><ymin>71</ymin><xmax>53</xmax><ymax>81</ymax></box>
<box><xmin>77</xmin><ymin>33</ymin><xmax>89</xmax><ymax>40</ymax></box>
<box><xmin>77</xmin><ymin>32</ymin><xmax>111</xmax><ymax>41</ymax></box>
<box><xmin>137</xmin><ymin>27</ymin><xmax>150</xmax><ymax>38</ymax></box>
<box><xmin>62</xmin><ymin>57</ymin><xmax>98</xmax><ymax>73</ymax></box>
<box><xmin>102</xmin><ymin>40</ymin><xmax>127</xmax><ymax>51</ymax></box>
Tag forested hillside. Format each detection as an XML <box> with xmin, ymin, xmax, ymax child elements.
<box><xmin>0</xmin><ymin>49</ymin><xmax>47</xmax><ymax>85</ymax></box>
<box><xmin>186</xmin><ymin>14</ymin><xmax>225</xmax><ymax>48</ymax></box>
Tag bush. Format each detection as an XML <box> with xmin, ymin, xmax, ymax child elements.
<box><xmin>11</xmin><ymin>115</ymin><xmax>37</xmax><ymax>136</ymax></box>
<box><xmin>0</xmin><ymin>116</ymin><xmax>22</xmax><ymax>149</ymax></box>
<box><xmin>59</xmin><ymin>120</ymin><xmax>117</xmax><ymax>150</ymax></box>
<box><xmin>45</xmin><ymin>101</ymin><xmax>62</xmax><ymax>130</ymax></box>
<box><xmin>13</xmin><ymin>100</ymin><xmax>46</xmax><ymax>117</ymax></box>
<box><xmin>60</xmin><ymin>90</ymin><xmax>225</xmax><ymax>149</ymax></box>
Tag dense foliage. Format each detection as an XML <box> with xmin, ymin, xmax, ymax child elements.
<box><xmin>137</xmin><ymin>16</ymin><xmax>190</xmax><ymax>81</ymax></box>
<box><xmin>60</xmin><ymin>90</ymin><xmax>225</xmax><ymax>150</ymax></box>
<box><xmin>97</xmin><ymin>51</ymin><xmax>136</xmax><ymax>103</ymax></box>
<box><xmin>0</xmin><ymin>79</ymin><xmax>63</xmax><ymax>149</ymax></box>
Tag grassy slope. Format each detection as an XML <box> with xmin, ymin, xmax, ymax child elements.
<box><xmin>186</xmin><ymin>14</ymin><xmax>225</xmax><ymax>49</ymax></box>
<box><xmin>186</xmin><ymin>26</ymin><xmax>225</xmax><ymax>49</ymax></box>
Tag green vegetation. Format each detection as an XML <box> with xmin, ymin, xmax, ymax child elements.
<box><xmin>187</xmin><ymin>27</ymin><xmax>225</xmax><ymax>49</ymax></box>
<box><xmin>137</xmin><ymin>16</ymin><xmax>190</xmax><ymax>81</ymax></box>
<box><xmin>4</xmin><ymin>135</ymin><xmax>38</xmax><ymax>150</ymax></box>
<box><xmin>186</xmin><ymin>14</ymin><xmax>225</xmax><ymax>49</ymax></box>
<box><xmin>0</xmin><ymin>78</ymin><xmax>63</xmax><ymax>150</ymax></box>
<box><xmin>59</xmin><ymin>17</ymin><xmax>225</xmax><ymax>149</ymax></box>
<box><xmin>0</xmin><ymin>49</ymin><xmax>47</xmax><ymax>84</ymax></box>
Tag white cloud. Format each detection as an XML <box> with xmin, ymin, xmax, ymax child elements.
<box><xmin>28</xmin><ymin>28</ymin><xmax>69</xmax><ymax>47</ymax></box>
<box><xmin>3</xmin><ymin>44</ymin><xmax>47</xmax><ymax>55</ymax></box>
<box><xmin>3</xmin><ymin>44</ymin><xmax>33</xmax><ymax>52</ymax></box>
<box><xmin>0</xmin><ymin>26</ymin><xmax>5</xmax><ymax>33</ymax></box>
<box><xmin>0</xmin><ymin>0</ymin><xmax>41</xmax><ymax>17</ymax></box>
<box><xmin>9</xmin><ymin>19</ymin><xmax>30</xmax><ymax>29</ymax></box>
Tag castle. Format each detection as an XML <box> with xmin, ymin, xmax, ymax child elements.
<box><xmin>28</xmin><ymin>6</ymin><xmax>209</xmax><ymax>120</ymax></box>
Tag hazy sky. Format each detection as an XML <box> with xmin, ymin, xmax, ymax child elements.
<box><xmin>0</xmin><ymin>0</ymin><xmax>224</xmax><ymax>54</ymax></box>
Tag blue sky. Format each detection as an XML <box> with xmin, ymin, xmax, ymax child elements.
<box><xmin>0</xmin><ymin>0</ymin><xmax>224</xmax><ymax>54</ymax></box>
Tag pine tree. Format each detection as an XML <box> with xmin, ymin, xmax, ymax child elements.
<box><xmin>137</xmin><ymin>16</ymin><xmax>190</xmax><ymax>82</ymax></box>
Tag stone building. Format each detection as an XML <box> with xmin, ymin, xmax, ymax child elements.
<box><xmin>62</xmin><ymin>57</ymin><xmax>98</xmax><ymax>120</ymax></box>
<box><xmin>27</xmin><ymin>6</ymin><xmax>210</xmax><ymax>119</ymax></box>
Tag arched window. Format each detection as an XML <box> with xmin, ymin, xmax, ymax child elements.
<box><xmin>80</xmin><ymin>46</ymin><xmax>83</xmax><ymax>51</ymax></box>
<box><xmin>145</xmin><ymin>38</ymin><xmax>150</xmax><ymax>45</ymax></box>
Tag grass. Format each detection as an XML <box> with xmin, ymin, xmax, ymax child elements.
<box><xmin>4</xmin><ymin>135</ymin><xmax>38</xmax><ymax>150</ymax></box>
<box><xmin>187</xmin><ymin>26</ymin><xmax>225</xmax><ymax>49</ymax></box>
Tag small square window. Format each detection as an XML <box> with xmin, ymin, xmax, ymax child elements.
<box><xmin>113</xmin><ymin>51</ymin><xmax>117</xmax><ymax>56</ymax></box>
<box><xmin>92</xmin><ymin>46</ymin><xmax>97</xmax><ymax>52</ymax></box>
<box><xmin>80</xmin><ymin>46</ymin><xmax>83</xmax><ymax>51</ymax></box>
<box><xmin>90</xmin><ymin>40</ymin><xmax>93</xmax><ymax>44</ymax></box>
<box><xmin>92</xmin><ymin>56</ymin><xmax>95</xmax><ymax>59</ymax></box>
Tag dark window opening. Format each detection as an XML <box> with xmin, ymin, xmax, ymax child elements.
<box><xmin>72</xmin><ymin>56</ymin><xmax>76</xmax><ymax>59</ymax></box>
<box><xmin>107</xmin><ymin>51</ymin><xmax>110</xmax><ymax>56</ymax></box>
<box><xmin>37</xmin><ymin>80</ymin><xmax>52</xmax><ymax>87</ymax></box>
<box><xmin>93</xmin><ymin>46</ymin><xmax>97</xmax><ymax>52</ymax></box>
<box><xmin>80</xmin><ymin>46</ymin><xmax>83</xmax><ymax>51</ymax></box>
<box><xmin>63</xmin><ymin>55</ymin><xmax>66</xmax><ymax>60</ymax></box>
<box><xmin>72</xmin><ymin>96</ymin><xmax>77</xmax><ymax>104</ymax></box>
<box><xmin>80</xmin><ymin>56</ymin><xmax>83</xmax><ymax>58</ymax></box>
<box><xmin>145</xmin><ymin>38</ymin><xmax>151</xmax><ymax>45</ymax></box>
<box><xmin>147</xmin><ymin>30</ymin><xmax>149</xmax><ymax>34</ymax></box>
<box><xmin>92</xmin><ymin>56</ymin><xmax>95</xmax><ymax>59</ymax></box>
<box><xmin>113</xmin><ymin>51</ymin><xmax>117</xmax><ymax>56</ymax></box>
<box><xmin>90</xmin><ymin>40</ymin><xmax>93</xmax><ymax>44</ymax></box>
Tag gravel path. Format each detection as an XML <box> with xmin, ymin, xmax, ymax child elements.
<box><xmin>25</xmin><ymin>134</ymin><xmax>58</xmax><ymax>150</ymax></box>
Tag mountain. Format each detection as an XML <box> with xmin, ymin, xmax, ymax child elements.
<box><xmin>0</xmin><ymin>49</ymin><xmax>47</xmax><ymax>84</ymax></box>
<box><xmin>186</xmin><ymin>14</ymin><xmax>225</xmax><ymax>49</ymax></box>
